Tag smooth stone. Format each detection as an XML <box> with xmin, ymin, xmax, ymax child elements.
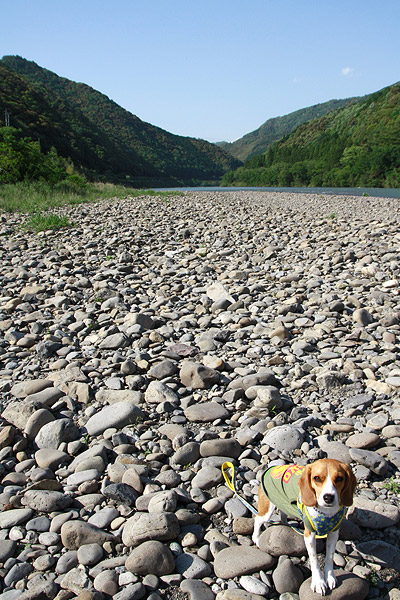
<box><xmin>60</xmin><ymin>566</ymin><xmax>93</xmax><ymax>594</ymax></box>
<box><xmin>125</xmin><ymin>541</ymin><xmax>175</xmax><ymax>576</ymax></box>
<box><xmin>34</xmin><ymin>418</ymin><xmax>80</xmax><ymax>449</ymax></box>
<box><xmin>24</xmin><ymin>408</ymin><xmax>55</xmax><ymax>440</ymax></box>
<box><xmin>345</xmin><ymin>432</ymin><xmax>380</xmax><ymax>449</ymax></box>
<box><xmin>0</xmin><ymin>539</ymin><xmax>16</xmax><ymax>562</ymax></box>
<box><xmin>298</xmin><ymin>570</ymin><xmax>369</xmax><ymax>600</ymax></box>
<box><xmin>184</xmin><ymin>401</ymin><xmax>230</xmax><ymax>422</ymax></box>
<box><xmin>239</xmin><ymin>575</ymin><xmax>270</xmax><ymax>596</ymax></box>
<box><xmin>348</xmin><ymin>448</ymin><xmax>388</xmax><ymax>475</ymax></box>
<box><xmin>77</xmin><ymin>543</ymin><xmax>104</xmax><ymax>566</ymax></box>
<box><xmin>216</xmin><ymin>592</ymin><xmax>264</xmax><ymax>600</ymax></box>
<box><xmin>356</xmin><ymin>540</ymin><xmax>400</xmax><ymax>570</ymax></box>
<box><xmin>113</xmin><ymin>583</ymin><xmax>146</xmax><ymax>600</ymax></box>
<box><xmin>61</xmin><ymin>520</ymin><xmax>117</xmax><ymax>550</ymax></box>
<box><xmin>11</xmin><ymin>379</ymin><xmax>53</xmax><ymax>398</ymax></box>
<box><xmin>102</xmin><ymin>482</ymin><xmax>138</xmax><ymax>505</ymax></box>
<box><xmin>213</xmin><ymin>546</ymin><xmax>275</xmax><ymax>578</ymax></box>
<box><xmin>263</xmin><ymin>425</ymin><xmax>304</xmax><ymax>453</ymax></box>
<box><xmin>180</xmin><ymin>361</ymin><xmax>220</xmax><ymax>389</ymax></box>
<box><xmin>172</xmin><ymin>442</ymin><xmax>201</xmax><ymax>466</ymax></box>
<box><xmin>144</xmin><ymin>380</ymin><xmax>179</xmax><ymax>404</ymax></box>
<box><xmin>273</xmin><ymin>558</ymin><xmax>304</xmax><ymax>594</ymax></box>
<box><xmin>353</xmin><ymin>308</ymin><xmax>374</xmax><ymax>326</ymax></box>
<box><xmin>56</xmin><ymin>550</ymin><xmax>79</xmax><ymax>574</ymax></box>
<box><xmin>147</xmin><ymin>490</ymin><xmax>177</xmax><ymax>513</ymax></box>
<box><xmin>148</xmin><ymin>360</ymin><xmax>178</xmax><ymax>379</ymax></box>
<box><xmin>95</xmin><ymin>389</ymin><xmax>142</xmax><ymax>405</ymax></box>
<box><xmin>122</xmin><ymin>512</ymin><xmax>180</xmax><ymax>546</ymax></box>
<box><xmin>25</xmin><ymin>387</ymin><xmax>64</xmax><ymax>406</ymax></box>
<box><xmin>85</xmin><ymin>401</ymin><xmax>143</xmax><ymax>435</ymax></box>
<box><xmin>26</xmin><ymin>515</ymin><xmax>51</xmax><ymax>531</ymax></box>
<box><xmin>200</xmin><ymin>438</ymin><xmax>242</xmax><ymax>458</ymax></box>
<box><xmin>0</xmin><ymin>508</ymin><xmax>33</xmax><ymax>528</ymax></box>
<box><xmin>35</xmin><ymin>448</ymin><xmax>71</xmax><ymax>470</ymax></box>
<box><xmin>4</xmin><ymin>562</ymin><xmax>34</xmax><ymax>587</ymax></box>
<box><xmin>180</xmin><ymin>579</ymin><xmax>215</xmax><ymax>600</ymax></box>
<box><xmin>88</xmin><ymin>507</ymin><xmax>119</xmax><ymax>529</ymax></box>
<box><xmin>175</xmin><ymin>552</ymin><xmax>212</xmax><ymax>578</ymax></box>
<box><xmin>24</xmin><ymin>489</ymin><xmax>72</xmax><ymax>512</ymax></box>
<box><xmin>191</xmin><ymin>466</ymin><xmax>223</xmax><ymax>489</ymax></box>
<box><xmin>258</xmin><ymin>525</ymin><xmax>307</xmax><ymax>557</ymax></box>
<box><xmin>348</xmin><ymin>497</ymin><xmax>400</xmax><ymax>528</ymax></box>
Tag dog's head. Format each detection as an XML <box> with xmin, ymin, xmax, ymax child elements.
<box><xmin>298</xmin><ymin>458</ymin><xmax>356</xmax><ymax>508</ymax></box>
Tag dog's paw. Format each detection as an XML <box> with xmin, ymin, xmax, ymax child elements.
<box><xmin>311</xmin><ymin>576</ymin><xmax>327</xmax><ymax>596</ymax></box>
<box><xmin>251</xmin><ymin>534</ymin><xmax>259</xmax><ymax>547</ymax></box>
<box><xmin>325</xmin><ymin>572</ymin><xmax>337</xmax><ymax>590</ymax></box>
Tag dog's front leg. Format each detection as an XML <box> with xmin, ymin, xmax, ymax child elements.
<box><xmin>324</xmin><ymin>529</ymin><xmax>339</xmax><ymax>590</ymax></box>
<box><xmin>304</xmin><ymin>530</ymin><xmax>326</xmax><ymax>595</ymax></box>
<box><xmin>252</xmin><ymin>501</ymin><xmax>275</xmax><ymax>546</ymax></box>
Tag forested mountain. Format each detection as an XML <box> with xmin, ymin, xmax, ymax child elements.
<box><xmin>222</xmin><ymin>82</ymin><xmax>400</xmax><ymax>188</ymax></box>
<box><xmin>0</xmin><ymin>55</ymin><xmax>241</xmax><ymax>185</ymax></box>
<box><xmin>218</xmin><ymin>98</ymin><xmax>360</xmax><ymax>162</ymax></box>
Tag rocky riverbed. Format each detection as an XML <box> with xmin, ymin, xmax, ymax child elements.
<box><xmin>0</xmin><ymin>190</ymin><xmax>400</xmax><ymax>600</ymax></box>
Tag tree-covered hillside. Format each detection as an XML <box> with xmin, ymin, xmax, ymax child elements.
<box><xmin>222</xmin><ymin>82</ymin><xmax>400</xmax><ymax>188</ymax></box>
<box><xmin>0</xmin><ymin>56</ymin><xmax>241</xmax><ymax>185</ymax></box>
<box><xmin>218</xmin><ymin>98</ymin><xmax>360</xmax><ymax>162</ymax></box>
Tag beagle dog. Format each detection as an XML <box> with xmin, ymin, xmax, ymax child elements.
<box><xmin>252</xmin><ymin>458</ymin><xmax>357</xmax><ymax>595</ymax></box>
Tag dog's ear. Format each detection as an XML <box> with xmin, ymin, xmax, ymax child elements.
<box><xmin>340</xmin><ymin>464</ymin><xmax>357</xmax><ymax>506</ymax></box>
<box><xmin>298</xmin><ymin>464</ymin><xmax>317</xmax><ymax>507</ymax></box>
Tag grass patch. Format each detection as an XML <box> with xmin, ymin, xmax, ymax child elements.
<box><xmin>24</xmin><ymin>212</ymin><xmax>74</xmax><ymax>233</ymax></box>
<box><xmin>383</xmin><ymin>477</ymin><xmax>400</xmax><ymax>494</ymax></box>
<box><xmin>0</xmin><ymin>180</ymin><xmax>180</xmax><ymax>213</ymax></box>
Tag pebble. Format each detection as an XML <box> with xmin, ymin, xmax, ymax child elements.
<box><xmin>0</xmin><ymin>191</ymin><xmax>399</xmax><ymax>600</ymax></box>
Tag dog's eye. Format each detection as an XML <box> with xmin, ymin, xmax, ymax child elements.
<box><xmin>313</xmin><ymin>476</ymin><xmax>321</xmax><ymax>482</ymax></box>
<box><xmin>335</xmin><ymin>476</ymin><xmax>344</xmax><ymax>483</ymax></box>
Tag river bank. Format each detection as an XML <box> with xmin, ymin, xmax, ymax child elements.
<box><xmin>0</xmin><ymin>190</ymin><xmax>399</xmax><ymax>600</ymax></box>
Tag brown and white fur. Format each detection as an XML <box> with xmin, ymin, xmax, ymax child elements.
<box><xmin>252</xmin><ymin>458</ymin><xmax>356</xmax><ymax>595</ymax></box>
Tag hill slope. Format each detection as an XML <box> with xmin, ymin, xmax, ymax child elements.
<box><xmin>0</xmin><ymin>55</ymin><xmax>241</xmax><ymax>185</ymax></box>
<box><xmin>222</xmin><ymin>82</ymin><xmax>400</xmax><ymax>188</ymax></box>
<box><xmin>218</xmin><ymin>98</ymin><xmax>359</xmax><ymax>162</ymax></box>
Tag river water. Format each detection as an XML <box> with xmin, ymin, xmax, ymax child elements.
<box><xmin>154</xmin><ymin>186</ymin><xmax>400</xmax><ymax>199</ymax></box>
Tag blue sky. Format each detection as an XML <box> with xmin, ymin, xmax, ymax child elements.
<box><xmin>2</xmin><ymin>0</ymin><xmax>399</xmax><ymax>142</ymax></box>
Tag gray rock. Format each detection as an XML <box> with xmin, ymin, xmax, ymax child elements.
<box><xmin>4</xmin><ymin>562</ymin><xmax>34</xmax><ymax>587</ymax></box>
<box><xmin>348</xmin><ymin>448</ymin><xmax>388</xmax><ymax>475</ymax></box>
<box><xmin>102</xmin><ymin>482</ymin><xmax>138</xmax><ymax>505</ymax></box>
<box><xmin>85</xmin><ymin>401</ymin><xmax>143</xmax><ymax>435</ymax></box>
<box><xmin>113</xmin><ymin>583</ymin><xmax>146</xmax><ymax>600</ymax></box>
<box><xmin>34</xmin><ymin>418</ymin><xmax>80</xmax><ymax>449</ymax></box>
<box><xmin>213</xmin><ymin>546</ymin><xmax>275</xmax><ymax>578</ymax></box>
<box><xmin>273</xmin><ymin>558</ymin><xmax>304</xmax><ymax>594</ymax></box>
<box><xmin>175</xmin><ymin>552</ymin><xmax>212</xmax><ymax>578</ymax></box>
<box><xmin>180</xmin><ymin>361</ymin><xmax>220</xmax><ymax>389</ymax></box>
<box><xmin>144</xmin><ymin>380</ymin><xmax>179</xmax><ymax>404</ymax></box>
<box><xmin>263</xmin><ymin>425</ymin><xmax>304</xmax><ymax>453</ymax></box>
<box><xmin>61</xmin><ymin>520</ymin><xmax>117</xmax><ymax>550</ymax></box>
<box><xmin>0</xmin><ymin>539</ymin><xmax>16</xmax><ymax>562</ymax></box>
<box><xmin>0</xmin><ymin>508</ymin><xmax>33</xmax><ymax>528</ymax></box>
<box><xmin>56</xmin><ymin>550</ymin><xmax>78</xmax><ymax>574</ymax></box>
<box><xmin>298</xmin><ymin>569</ymin><xmax>369</xmax><ymax>600</ymax></box>
<box><xmin>239</xmin><ymin>576</ymin><xmax>270</xmax><ymax>596</ymax></box>
<box><xmin>258</xmin><ymin>525</ymin><xmax>307</xmax><ymax>557</ymax></box>
<box><xmin>348</xmin><ymin>497</ymin><xmax>400</xmax><ymax>529</ymax></box>
<box><xmin>60</xmin><ymin>566</ymin><xmax>93</xmax><ymax>594</ymax></box>
<box><xmin>148</xmin><ymin>360</ymin><xmax>178</xmax><ymax>379</ymax></box>
<box><xmin>77</xmin><ymin>543</ymin><xmax>104</xmax><ymax>566</ymax></box>
<box><xmin>180</xmin><ymin>579</ymin><xmax>215</xmax><ymax>600</ymax></box>
<box><xmin>24</xmin><ymin>408</ymin><xmax>55</xmax><ymax>439</ymax></box>
<box><xmin>200</xmin><ymin>438</ymin><xmax>242</xmax><ymax>458</ymax></box>
<box><xmin>24</xmin><ymin>489</ymin><xmax>72</xmax><ymax>512</ymax></box>
<box><xmin>184</xmin><ymin>402</ymin><xmax>230</xmax><ymax>422</ymax></box>
<box><xmin>172</xmin><ymin>441</ymin><xmax>201</xmax><ymax>465</ymax></box>
<box><xmin>125</xmin><ymin>541</ymin><xmax>175</xmax><ymax>576</ymax></box>
<box><xmin>356</xmin><ymin>540</ymin><xmax>400</xmax><ymax>570</ymax></box>
<box><xmin>191</xmin><ymin>465</ymin><xmax>223</xmax><ymax>489</ymax></box>
<box><xmin>122</xmin><ymin>512</ymin><xmax>180</xmax><ymax>546</ymax></box>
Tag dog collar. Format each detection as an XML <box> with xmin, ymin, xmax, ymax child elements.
<box><xmin>297</xmin><ymin>497</ymin><xmax>346</xmax><ymax>536</ymax></box>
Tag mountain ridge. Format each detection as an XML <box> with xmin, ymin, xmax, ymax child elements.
<box><xmin>222</xmin><ymin>81</ymin><xmax>400</xmax><ymax>188</ymax></box>
<box><xmin>0</xmin><ymin>55</ymin><xmax>241</xmax><ymax>185</ymax></box>
<box><xmin>217</xmin><ymin>97</ymin><xmax>361</xmax><ymax>162</ymax></box>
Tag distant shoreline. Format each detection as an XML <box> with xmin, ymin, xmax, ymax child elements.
<box><xmin>153</xmin><ymin>186</ymin><xmax>400</xmax><ymax>199</ymax></box>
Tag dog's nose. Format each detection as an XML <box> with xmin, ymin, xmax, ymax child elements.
<box><xmin>323</xmin><ymin>493</ymin><xmax>335</xmax><ymax>505</ymax></box>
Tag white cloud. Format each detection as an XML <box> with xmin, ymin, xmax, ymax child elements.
<box><xmin>341</xmin><ymin>67</ymin><xmax>355</xmax><ymax>77</ymax></box>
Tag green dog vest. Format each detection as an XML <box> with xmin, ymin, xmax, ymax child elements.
<box><xmin>261</xmin><ymin>464</ymin><xmax>345</xmax><ymax>536</ymax></box>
